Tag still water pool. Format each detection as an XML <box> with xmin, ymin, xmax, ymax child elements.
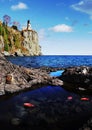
<box><xmin>0</xmin><ymin>85</ymin><xmax>92</xmax><ymax>130</ymax></box>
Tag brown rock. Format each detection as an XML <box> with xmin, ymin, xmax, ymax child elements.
<box><xmin>6</xmin><ymin>74</ymin><xmax>12</xmax><ymax>84</ymax></box>
<box><xmin>5</xmin><ymin>84</ymin><xmax>21</xmax><ymax>93</ymax></box>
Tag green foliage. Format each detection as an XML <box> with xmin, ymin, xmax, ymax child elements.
<box><xmin>4</xmin><ymin>42</ymin><xmax>9</xmax><ymax>51</ymax></box>
<box><xmin>0</xmin><ymin>26</ymin><xmax>2</xmax><ymax>35</ymax></box>
<box><xmin>0</xmin><ymin>21</ymin><xmax>22</xmax><ymax>53</ymax></box>
<box><xmin>14</xmin><ymin>34</ymin><xmax>21</xmax><ymax>48</ymax></box>
<box><xmin>0</xmin><ymin>25</ymin><xmax>4</xmax><ymax>36</ymax></box>
<box><xmin>3</xmin><ymin>28</ymin><xmax>9</xmax><ymax>51</ymax></box>
<box><xmin>0</xmin><ymin>24</ymin><xmax>9</xmax><ymax>36</ymax></box>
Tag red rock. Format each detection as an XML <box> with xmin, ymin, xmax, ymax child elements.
<box><xmin>67</xmin><ymin>96</ymin><xmax>73</xmax><ymax>100</ymax></box>
<box><xmin>80</xmin><ymin>97</ymin><xmax>89</xmax><ymax>101</ymax></box>
<box><xmin>24</xmin><ymin>102</ymin><xmax>35</xmax><ymax>108</ymax></box>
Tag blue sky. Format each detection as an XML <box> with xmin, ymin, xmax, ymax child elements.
<box><xmin>0</xmin><ymin>0</ymin><xmax>92</xmax><ymax>55</ymax></box>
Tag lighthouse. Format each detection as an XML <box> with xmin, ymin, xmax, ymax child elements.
<box><xmin>27</xmin><ymin>20</ymin><xmax>32</xmax><ymax>30</ymax></box>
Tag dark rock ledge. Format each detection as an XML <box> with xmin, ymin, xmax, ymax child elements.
<box><xmin>59</xmin><ymin>66</ymin><xmax>92</xmax><ymax>92</ymax></box>
<box><xmin>0</xmin><ymin>53</ymin><xmax>63</xmax><ymax>96</ymax></box>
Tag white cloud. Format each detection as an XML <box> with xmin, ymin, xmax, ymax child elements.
<box><xmin>71</xmin><ymin>0</ymin><xmax>92</xmax><ymax>19</ymax></box>
<box><xmin>49</xmin><ymin>24</ymin><xmax>73</xmax><ymax>32</ymax></box>
<box><xmin>11</xmin><ymin>2</ymin><xmax>28</xmax><ymax>10</ymax></box>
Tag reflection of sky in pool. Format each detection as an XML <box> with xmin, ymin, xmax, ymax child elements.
<box><xmin>50</xmin><ymin>70</ymin><xmax>64</xmax><ymax>77</ymax></box>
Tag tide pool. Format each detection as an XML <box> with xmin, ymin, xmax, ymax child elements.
<box><xmin>50</xmin><ymin>70</ymin><xmax>64</xmax><ymax>77</ymax></box>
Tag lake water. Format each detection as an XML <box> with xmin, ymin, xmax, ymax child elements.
<box><xmin>7</xmin><ymin>55</ymin><xmax>92</xmax><ymax>68</ymax></box>
<box><xmin>0</xmin><ymin>55</ymin><xmax>92</xmax><ymax>130</ymax></box>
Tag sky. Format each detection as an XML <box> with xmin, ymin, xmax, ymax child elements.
<box><xmin>0</xmin><ymin>0</ymin><xmax>92</xmax><ymax>55</ymax></box>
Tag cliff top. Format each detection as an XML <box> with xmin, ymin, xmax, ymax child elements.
<box><xmin>0</xmin><ymin>19</ymin><xmax>42</xmax><ymax>56</ymax></box>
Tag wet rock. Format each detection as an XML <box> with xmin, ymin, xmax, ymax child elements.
<box><xmin>60</xmin><ymin>66</ymin><xmax>92</xmax><ymax>90</ymax></box>
<box><xmin>11</xmin><ymin>118</ymin><xmax>21</xmax><ymax>125</ymax></box>
<box><xmin>84</xmin><ymin>127</ymin><xmax>91</xmax><ymax>130</ymax></box>
<box><xmin>5</xmin><ymin>84</ymin><xmax>21</xmax><ymax>93</ymax></box>
<box><xmin>51</xmin><ymin>78</ymin><xmax>63</xmax><ymax>86</ymax></box>
<box><xmin>0</xmin><ymin>84</ymin><xmax>5</xmax><ymax>95</ymax></box>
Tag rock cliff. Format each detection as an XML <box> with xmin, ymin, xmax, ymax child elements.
<box><xmin>0</xmin><ymin>20</ymin><xmax>42</xmax><ymax>56</ymax></box>
<box><xmin>22</xmin><ymin>29</ymin><xmax>41</xmax><ymax>56</ymax></box>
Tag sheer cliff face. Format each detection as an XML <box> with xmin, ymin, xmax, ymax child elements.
<box><xmin>22</xmin><ymin>30</ymin><xmax>41</xmax><ymax>56</ymax></box>
<box><xmin>0</xmin><ymin>25</ymin><xmax>42</xmax><ymax>56</ymax></box>
<box><xmin>0</xmin><ymin>35</ymin><xmax>4</xmax><ymax>52</ymax></box>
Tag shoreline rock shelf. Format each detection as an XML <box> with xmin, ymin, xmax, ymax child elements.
<box><xmin>0</xmin><ymin>53</ymin><xmax>92</xmax><ymax>96</ymax></box>
<box><xmin>59</xmin><ymin>66</ymin><xmax>92</xmax><ymax>92</ymax></box>
<box><xmin>0</xmin><ymin>54</ymin><xmax>63</xmax><ymax>96</ymax></box>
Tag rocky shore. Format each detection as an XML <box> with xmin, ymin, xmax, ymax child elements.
<box><xmin>1</xmin><ymin>52</ymin><xmax>92</xmax><ymax>96</ymax></box>
<box><xmin>1</xmin><ymin>54</ymin><xmax>92</xmax><ymax>130</ymax></box>
<box><xmin>0</xmin><ymin>53</ymin><xmax>63</xmax><ymax>96</ymax></box>
<box><xmin>60</xmin><ymin>66</ymin><xmax>92</xmax><ymax>92</ymax></box>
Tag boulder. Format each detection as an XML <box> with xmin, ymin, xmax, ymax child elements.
<box><xmin>60</xmin><ymin>66</ymin><xmax>92</xmax><ymax>91</ymax></box>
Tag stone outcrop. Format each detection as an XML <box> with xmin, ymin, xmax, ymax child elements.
<box><xmin>60</xmin><ymin>66</ymin><xmax>92</xmax><ymax>91</ymax></box>
<box><xmin>0</xmin><ymin>54</ymin><xmax>63</xmax><ymax>96</ymax></box>
<box><xmin>0</xmin><ymin>20</ymin><xmax>42</xmax><ymax>56</ymax></box>
<box><xmin>22</xmin><ymin>29</ymin><xmax>41</xmax><ymax>56</ymax></box>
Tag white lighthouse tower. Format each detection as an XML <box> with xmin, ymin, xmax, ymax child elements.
<box><xmin>27</xmin><ymin>20</ymin><xmax>32</xmax><ymax>30</ymax></box>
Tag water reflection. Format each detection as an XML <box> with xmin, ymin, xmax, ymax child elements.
<box><xmin>0</xmin><ymin>85</ymin><xmax>92</xmax><ymax>129</ymax></box>
<box><xmin>50</xmin><ymin>70</ymin><xmax>64</xmax><ymax>77</ymax></box>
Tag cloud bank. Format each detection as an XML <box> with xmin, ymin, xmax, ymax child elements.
<box><xmin>11</xmin><ymin>2</ymin><xmax>28</xmax><ymax>10</ymax></box>
<box><xmin>49</xmin><ymin>24</ymin><xmax>73</xmax><ymax>32</ymax></box>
